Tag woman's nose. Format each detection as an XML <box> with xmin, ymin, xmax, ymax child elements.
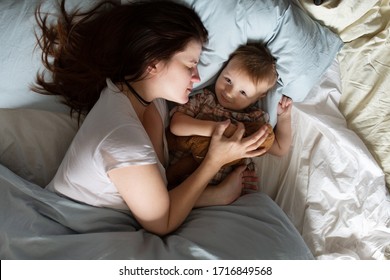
<box><xmin>191</xmin><ymin>66</ymin><xmax>201</xmax><ymax>83</ymax></box>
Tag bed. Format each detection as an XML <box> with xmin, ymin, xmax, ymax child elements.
<box><xmin>0</xmin><ymin>0</ymin><xmax>389</xmax><ymax>260</ymax></box>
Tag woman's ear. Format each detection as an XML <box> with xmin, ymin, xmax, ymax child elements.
<box><xmin>147</xmin><ymin>60</ymin><xmax>164</xmax><ymax>75</ymax></box>
<box><xmin>147</xmin><ymin>64</ymin><xmax>158</xmax><ymax>74</ymax></box>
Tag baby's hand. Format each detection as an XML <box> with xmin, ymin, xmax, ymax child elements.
<box><xmin>277</xmin><ymin>95</ymin><xmax>293</xmax><ymax>117</ymax></box>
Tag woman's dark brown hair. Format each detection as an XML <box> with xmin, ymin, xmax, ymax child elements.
<box><xmin>33</xmin><ymin>0</ymin><xmax>208</xmax><ymax>120</ymax></box>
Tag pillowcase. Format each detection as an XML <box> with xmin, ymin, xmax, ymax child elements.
<box><xmin>0</xmin><ymin>109</ymin><xmax>79</xmax><ymax>187</ymax></box>
<box><xmin>173</xmin><ymin>0</ymin><xmax>343</xmax><ymax>125</ymax></box>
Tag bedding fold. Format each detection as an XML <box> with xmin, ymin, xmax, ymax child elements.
<box><xmin>254</xmin><ymin>60</ymin><xmax>390</xmax><ymax>259</ymax></box>
<box><xmin>0</xmin><ymin>164</ymin><xmax>313</xmax><ymax>260</ymax></box>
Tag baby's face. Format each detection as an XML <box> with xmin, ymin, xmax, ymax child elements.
<box><xmin>215</xmin><ymin>59</ymin><xmax>270</xmax><ymax>111</ymax></box>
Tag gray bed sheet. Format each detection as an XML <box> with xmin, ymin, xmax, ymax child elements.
<box><xmin>0</xmin><ymin>164</ymin><xmax>313</xmax><ymax>259</ymax></box>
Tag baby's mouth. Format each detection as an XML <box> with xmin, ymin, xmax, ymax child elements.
<box><xmin>220</xmin><ymin>93</ymin><xmax>231</xmax><ymax>103</ymax></box>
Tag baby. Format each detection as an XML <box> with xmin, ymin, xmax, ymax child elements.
<box><xmin>167</xmin><ymin>43</ymin><xmax>292</xmax><ymax>187</ymax></box>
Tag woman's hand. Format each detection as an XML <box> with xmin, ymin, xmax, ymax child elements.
<box><xmin>194</xmin><ymin>165</ymin><xmax>259</xmax><ymax>207</ymax></box>
<box><xmin>215</xmin><ymin>165</ymin><xmax>259</xmax><ymax>204</ymax></box>
<box><xmin>204</xmin><ymin>120</ymin><xmax>269</xmax><ymax>168</ymax></box>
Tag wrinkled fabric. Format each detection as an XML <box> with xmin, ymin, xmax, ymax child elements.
<box><xmin>0</xmin><ymin>164</ymin><xmax>313</xmax><ymax>260</ymax></box>
<box><xmin>298</xmin><ymin>0</ymin><xmax>390</xmax><ymax>190</ymax></box>
<box><xmin>255</xmin><ymin>60</ymin><xmax>390</xmax><ymax>259</ymax></box>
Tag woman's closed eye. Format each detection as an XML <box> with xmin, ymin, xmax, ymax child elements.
<box><xmin>187</xmin><ymin>65</ymin><xmax>197</xmax><ymax>76</ymax></box>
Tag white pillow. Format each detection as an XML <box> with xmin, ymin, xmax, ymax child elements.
<box><xmin>176</xmin><ymin>0</ymin><xmax>343</xmax><ymax>125</ymax></box>
<box><xmin>0</xmin><ymin>109</ymin><xmax>79</xmax><ymax>187</ymax></box>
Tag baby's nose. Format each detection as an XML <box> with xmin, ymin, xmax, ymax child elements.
<box><xmin>225</xmin><ymin>88</ymin><xmax>233</xmax><ymax>98</ymax></box>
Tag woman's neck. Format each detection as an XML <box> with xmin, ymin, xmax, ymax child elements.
<box><xmin>124</xmin><ymin>80</ymin><xmax>152</xmax><ymax>107</ymax></box>
<box><xmin>121</xmin><ymin>81</ymin><xmax>151</xmax><ymax>122</ymax></box>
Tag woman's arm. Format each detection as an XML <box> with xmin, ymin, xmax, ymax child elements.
<box><xmin>268</xmin><ymin>96</ymin><xmax>293</xmax><ymax>156</ymax></box>
<box><xmin>194</xmin><ymin>166</ymin><xmax>259</xmax><ymax>207</ymax></box>
<box><xmin>108</xmin><ymin>156</ymin><xmax>220</xmax><ymax>236</ymax></box>
<box><xmin>108</xmin><ymin>120</ymin><xmax>269</xmax><ymax>236</ymax></box>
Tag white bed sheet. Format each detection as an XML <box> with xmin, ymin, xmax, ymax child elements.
<box><xmin>255</xmin><ymin>60</ymin><xmax>390</xmax><ymax>259</ymax></box>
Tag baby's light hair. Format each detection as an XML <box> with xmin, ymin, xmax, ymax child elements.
<box><xmin>227</xmin><ymin>43</ymin><xmax>277</xmax><ymax>94</ymax></box>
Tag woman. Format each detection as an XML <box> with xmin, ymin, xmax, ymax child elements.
<box><xmin>33</xmin><ymin>0</ymin><xmax>269</xmax><ymax>236</ymax></box>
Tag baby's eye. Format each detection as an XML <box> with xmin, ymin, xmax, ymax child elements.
<box><xmin>239</xmin><ymin>90</ymin><xmax>247</xmax><ymax>96</ymax></box>
<box><xmin>224</xmin><ymin>77</ymin><xmax>232</xmax><ymax>84</ymax></box>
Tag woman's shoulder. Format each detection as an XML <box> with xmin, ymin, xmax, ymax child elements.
<box><xmin>80</xmin><ymin>80</ymin><xmax>143</xmax><ymax>143</ymax></box>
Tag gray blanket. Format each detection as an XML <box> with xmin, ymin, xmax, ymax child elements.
<box><xmin>0</xmin><ymin>164</ymin><xmax>313</xmax><ymax>259</ymax></box>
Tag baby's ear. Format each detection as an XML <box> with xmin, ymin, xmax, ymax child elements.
<box><xmin>258</xmin><ymin>92</ymin><xmax>267</xmax><ymax>100</ymax></box>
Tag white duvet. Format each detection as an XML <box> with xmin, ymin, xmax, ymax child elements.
<box><xmin>255</xmin><ymin>60</ymin><xmax>390</xmax><ymax>259</ymax></box>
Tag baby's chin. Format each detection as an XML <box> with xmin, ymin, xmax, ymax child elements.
<box><xmin>218</xmin><ymin>98</ymin><xmax>247</xmax><ymax>112</ymax></box>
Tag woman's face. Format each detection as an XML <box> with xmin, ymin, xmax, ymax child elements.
<box><xmin>154</xmin><ymin>40</ymin><xmax>203</xmax><ymax>104</ymax></box>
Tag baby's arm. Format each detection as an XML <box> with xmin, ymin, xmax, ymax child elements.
<box><xmin>268</xmin><ymin>95</ymin><xmax>293</xmax><ymax>156</ymax></box>
<box><xmin>170</xmin><ymin>111</ymin><xmax>217</xmax><ymax>137</ymax></box>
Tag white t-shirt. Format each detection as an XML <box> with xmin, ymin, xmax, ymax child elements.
<box><xmin>46</xmin><ymin>79</ymin><xmax>169</xmax><ymax>210</ymax></box>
